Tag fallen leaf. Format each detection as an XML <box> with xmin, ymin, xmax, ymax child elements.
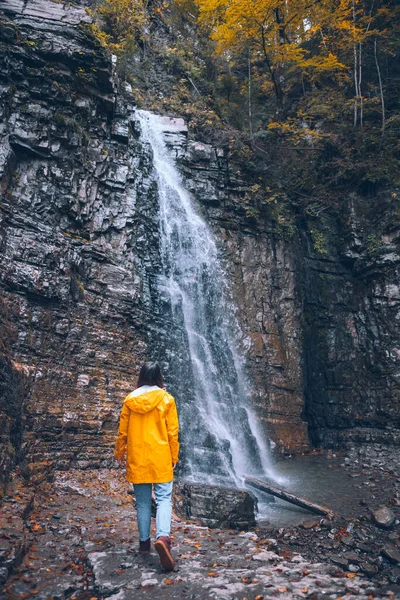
<box><xmin>164</xmin><ymin>579</ymin><xmax>174</xmax><ymax>585</ymax></box>
<box><xmin>241</xmin><ymin>577</ymin><xmax>252</xmax><ymax>584</ymax></box>
<box><xmin>302</xmin><ymin>588</ymin><xmax>308</xmax><ymax>593</ymax></box>
<box><xmin>255</xmin><ymin>596</ymin><xmax>264</xmax><ymax>600</ymax></box>
<box><xmin>208</xmin><ymin>572</ymin><xmax>218</xmax><ymax>577</ymax></box>
<box><xmin>278</xmin><ymin>587</ymin><xmax>287</xmax><ymax>593</ymax></box>
<box><xmin>346</xmin><ymin>573</ymin><xmax>356</xmax><ymax>579</ymax></box>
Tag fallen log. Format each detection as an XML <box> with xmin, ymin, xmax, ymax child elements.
<box><xmin>244</xmin><ymin>477</ymin><xmax>335</xmax><ymax>518</ymax></box>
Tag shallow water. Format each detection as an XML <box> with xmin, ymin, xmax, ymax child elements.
<box><xmin>255</xmin><ymin>454</ymin><xmax>369</xmax><ymax>526</ymax></box>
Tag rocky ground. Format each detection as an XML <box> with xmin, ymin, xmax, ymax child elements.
<box><xmin>0</xmin><ymin>448</ymin><xmax>399</xmax><ymax>600</ymax></box>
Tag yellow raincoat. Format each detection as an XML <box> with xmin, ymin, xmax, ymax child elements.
<box><xmin>114</xmin><ymin>385</ymin><xmax>180</xmax><ymax>484</ymax></box>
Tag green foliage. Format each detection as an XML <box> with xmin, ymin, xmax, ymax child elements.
<box><xmin>366</xmin><ymin>233</ymin><xmax>383</xmax><ymax>255</ymax></box>
<box><xmin>310</xmin><ymin>229</ymin><xmax>328</xmax><ymax>255</ymax></box>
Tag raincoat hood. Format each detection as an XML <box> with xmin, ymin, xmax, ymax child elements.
<box><xmin>124</xmin><ymin>385</ymin><xmax>167</xmax><ymax>414</ymax></box>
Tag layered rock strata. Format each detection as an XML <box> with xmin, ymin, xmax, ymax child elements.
<box><xmin>0</xmin><ymin>0</ymin><xmax>154</xmax><ymax>472</ymax></box>
<box><xmin>0</xmin><ymin>0</ymin><xmax>399</xmax><ymax>480</ymax></box>
<box><xmin>172</xmin><ymin>137</ymin><xmax>400</xmax><ymax>450</ymax></box>
<box><xmin>301</xmin><ymin>194</ymin><xmax>400</xmax><ymax>447</ymax></box>
<box><xmin>0</xmin><ymin>0</ymin><xmax>310</xmax><ymax>475</ymax></box>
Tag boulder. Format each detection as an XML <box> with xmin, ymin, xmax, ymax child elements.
<box><xmin>173</xmin><ymin>482</ymin><xmax>257</xmax><ymax>530</ymax></box>
<box><xmin>330</xmin><ymin>556</ymin><xmax>349</xmax><ymax>568</ymax></box>
<box><xmin>372</xmin><ymin>506</ymin><xmax>396</xmax><ymax>529</ymax></box>
<box><xmin>381</xmin><ymin>544</ymin><xmax>400</xmax><ymax>565</ymax></box>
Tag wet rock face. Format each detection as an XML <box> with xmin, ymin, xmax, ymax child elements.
<box><xmin>0</xmin><ymin>0</ymin><xmax>162</xmax><ymax>471</ymax></box>
<box><xmin>175</xmin><ymin>136</ymin><xmax>400</xmax><ymax>451</ymax></box>
<box><xmin>302</xmin><ymin>196</ymin><xmax>400</xmax><ymax>448</ymax></box>
<box><xmin>0</xmin><ymin>0</ymin><xmax>310</xmax><ymax>470</ymax></box>
<box><xmin>0</xmin><ymin>0</ymin><xmax>399</xmax><ymax>476</ymax></box>
<box><xmin>173</xmin><ymin>482</ymin><xmax>257</xmax><ymax>530</ymax></box>
<box><xmin>175</xmin><ymin>140</ymin><xmax>310</xmax><ymax>453</ymax></box>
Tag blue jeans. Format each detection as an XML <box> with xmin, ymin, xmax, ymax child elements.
<box><xmin>133</xmin><ymin>481</ymin><xmax>173</xmax><ymax>542</ymax></box>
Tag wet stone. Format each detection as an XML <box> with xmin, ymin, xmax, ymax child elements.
<box><xmin>357</xmin><ymin>542</ymin><xmax>371</xmax><ymax>552</ymax></box>
<box><xmin>330</xmin><ymin>556</ymin><xmax>349</xmax><ymax>568</ymax></box>
<box><xmin>0</xmin><ymin>567</ymin><xmax>8</xmax><ymax>583</ymax></box>
<box><xmin>360</xmin><ymin>561</ymin><xmax>379</xmax><ymax>576</ymax></box>
<box><xmin>86</xmin><ymin>548</ymin><xmax>146</xmax><ymax>595</ymax></box>
<box><xmin>389</xmin><ymin>566</ymin><xmax>400</xmax><ymax>583</ymax></box>
<box><xmin>301</xmin><ymin>520</ymin><xmax>319</xmax><ymax>529</ymax></box>
<box><xmin>343</xmin><ymin>551</ymin><xmax>361</xmax><ymax>563</ymax></box>
<box><xmin>173</xmin><ymin>482</ymin><xmax>257</xmax><ymax>530</ymax></box>
<box><xmin>381</xmin><ymin>544</ymin><xmax>400</xmax><ymax>564</ymax></box>
<box><xmin>372</xmin><ymin>506</ymin><xmax>396</xmax><ymax>529</ymax></box>
<box><xmin>140</xmin><ymin>578</ymin><xmax>158</xmax><ymax>588</ymax></box>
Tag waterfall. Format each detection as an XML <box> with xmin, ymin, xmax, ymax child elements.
<box><xmin>137</xmin><ymin>110</ymin><xmax>273</xmax><ymax>488</ymax></box>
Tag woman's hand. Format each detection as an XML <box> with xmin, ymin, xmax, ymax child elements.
<box><xmin>173</xmin><ymin>462</ymin><xmax>177</xmax><ymax>470</ymax></box>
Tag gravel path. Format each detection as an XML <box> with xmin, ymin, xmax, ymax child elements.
<box><xmin>1</xmin><ymin>450</ymin><xmax>399</xmax><ymax>600</ymax></box>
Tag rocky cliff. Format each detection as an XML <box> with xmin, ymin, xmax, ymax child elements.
<box><xmin>0</xmin><ymin>0</ymin><xmax>399</xmax><ymax>488</ymax></box>
<box><xmin>173</xmin><ymin>133</ymin><xmax>400</xmax><ymax>452</ymax></box>
<box><xmin>301</xmin><ymin>193</ymin><xmax>400</xmax><ymax>447</ymax></box>
<box><xmin>0</xmin><ymin>0</ymin><xmax>156</xmax><ymax>483</ymax></box>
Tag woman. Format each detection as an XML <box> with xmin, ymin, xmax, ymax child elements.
<box><xmin>115</xmin><ymin>362</ymin><xmax>179</xmax><ymax>571</ymax></box>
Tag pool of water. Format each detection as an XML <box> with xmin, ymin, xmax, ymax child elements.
<box><xmin>253</xmin><ymin>454</ymin><xmax>369</xmax><ymax>527</ymax></box>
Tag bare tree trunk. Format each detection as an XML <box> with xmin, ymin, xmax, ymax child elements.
<box><xmin>374</xmin><ymin>37</ymin><xmax>385</xmax><ymax>137</ymax></box>
<box><xmin>352</xmin><ymin>0</ymin><xmax>359</xmax><ymax>127</ymax></box>
<box><xmin>320</xmin><ymin>28</ymin><xmax>327</xmax><ymax>49</ymax></box>
<box><xmin>186</xmin><ymin>76</ymin><xmax>201</xmax><ymax>97</ymax></box>
<box><xmin>245</xmin><ymin>477</ymin><xmax>336</xmax><ymax>517</ymax></box>
<box><xmin>248</xmin><ymin>50</ymin><xmax>254</xmax><ymax>143</ymax></box>
<box><xmin>353</xmin><ymin>43</ymin><xmax>358</xmax><ymax>127</ymax></box>
<box><xmin>261</xmin><ymin>27</ymin><xmax>282</xmax><ymax>118</ymax></box>
<box><xmin>359</xmin><ymin>42</ymin><xmax>363</xmax><ymax>130</ymax></box>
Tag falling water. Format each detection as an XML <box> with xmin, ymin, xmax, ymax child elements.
<box><xmin>137</xmin><ymin>110</ymin><xmax>274</xmax><ymax>488</ymax></box>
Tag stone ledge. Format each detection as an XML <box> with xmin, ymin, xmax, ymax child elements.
<box><xmin>173</xmin><ymin>482</ymin><xmax>257</xmax><ymax>530</ymax></box>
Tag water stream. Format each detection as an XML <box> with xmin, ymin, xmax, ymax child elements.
<box><xmin>137</xmin><ymin>111</ymin><xmax>275</xmax><ymax>489</ymax></box>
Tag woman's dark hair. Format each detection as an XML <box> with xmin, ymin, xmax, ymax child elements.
<box><xmin>137</xmin><ymin>362</ymin><xmax>164</xmax><ymax>388</ymax></box>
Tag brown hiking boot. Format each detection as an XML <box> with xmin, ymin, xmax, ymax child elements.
<box><xmin>154</xmin><ymin>536</ymin><xmax>174</xmax><ymax>570</ymax></box>
<box><xmin>139</xmin><ymin>539</ymin><xmax>151</xmax><ymax>554</ymax></box>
